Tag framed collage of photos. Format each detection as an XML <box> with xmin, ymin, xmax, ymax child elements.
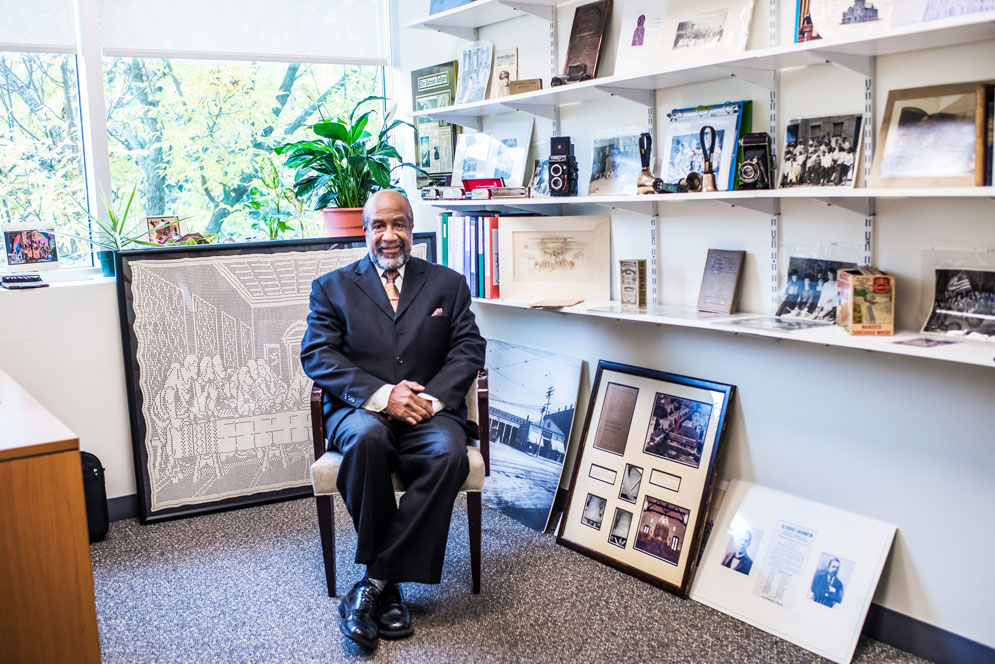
<box><xmin>557</xmin><ymin>361</ymin><xmax>734</xmax><ymax>596</ymax></box>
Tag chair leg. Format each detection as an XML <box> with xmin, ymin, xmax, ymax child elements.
<box><xmin>315</xmin><ymin>494</ymin><xmax>338</xmax><ymax>597</ymax></box>
<box><xmin>467</xmin><ymin>491</ymin><xmax>482</xmax><ymax>594</ymax></box>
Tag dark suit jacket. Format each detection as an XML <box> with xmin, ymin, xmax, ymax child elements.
<box><xmin>301</xmin><ymin>254</ymin><xmax>486</xmax><ymax>437</ymax></box>
<box><xmin>811</xmin><ymin>570</ymin><xmax>844</xmax><ymax>607</ymax></box>
<box><xmin>721</xmin><ymin>551</ymin><xmax>753</xmax><ymax>575</ymax></box>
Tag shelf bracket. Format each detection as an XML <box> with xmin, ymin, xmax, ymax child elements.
<box><xmin>416</xmin><ymin>23</ymin><xmax>478</xmax><ymax>40</ymax></box>
<box><xmin>501</xmin><ymin>102</ymin><xmax>557</xmax><ymax>119</ymax></box>
<box><xmin>718</xmin><ymin>197</ymin><xmax>779</xmax><ymax>216</ymax></box>
<box><xmin>597</xmin><ymin>200</ymin><xmax>658</xmax><ymax>216</ymax></box>
<box><xmin>436</xmin><ymin>114</ymin><xmax>482</xmax><ymax>130</ymax></box>
<box><xmin>496</xmin><ymin>1</ymin><xmax>554</xmax><ymax>21</ymax></box>
<box><xmin>812</xmin><ymin>196</ymin><xmax>873</xmax><ymax>216</ymax></box>
<box><xmin>597</xmin><ymin>86</ymin><xmax>655</xmax><ymax>106</ymax></box>
<box><xmin>813</xmin><ymin>51</ymin><xmax>874</xmax><ymax>77</ymax></box>
<box><xmin>715</xmin><ymin>65</ymin><xmax>776</xmax><ymax>89</ymax></box>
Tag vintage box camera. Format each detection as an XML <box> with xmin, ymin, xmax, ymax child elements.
<box><xmin>736</xmin><ymin>132</ymin><xmax>774</xmax><ymax>190</ymax></box>
<box><xmin>549</xmin><ymin>136</ymin><xmax>578</xmax><ymax>196</ymax></box>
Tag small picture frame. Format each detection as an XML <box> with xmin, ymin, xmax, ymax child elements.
<box><xmin>146</xmin><ymin>216</ymin><xmax>184</xmax><ymax>244</ymax></box>
<box><xmin>557</xmin><ymin>361</ymin><xmax>735</xmax><ymax>596</ymax></box>
<box><xmin>2</xmin><ymin>223</ymin><xmax>60</xmax><ymax>271</ymax></box>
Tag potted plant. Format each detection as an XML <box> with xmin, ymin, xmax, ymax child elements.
<box><xmin>274</xmin><ymin>95</ymin><xmax>423</xmax><ymax>236</ymax></box>
<box><xmin>63</xmin><ymin>184</ymin><xmax>179</xmax><ymax>276</ymax></box>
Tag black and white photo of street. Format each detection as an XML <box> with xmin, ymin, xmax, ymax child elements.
<box><xmin>484</xmin><ymin>339</ymin><xmax>583</xmax><ymax>532</ymax></box>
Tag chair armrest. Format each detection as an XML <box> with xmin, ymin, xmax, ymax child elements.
<box><xmin>310</xmin><ymin>383</ymin><xmax>326</xmax><ymax>462</ymax></box>
<box><xmin>475</xmin><ymin>370</ymin><xmax>489</xmax><ymax>476</ymax></box>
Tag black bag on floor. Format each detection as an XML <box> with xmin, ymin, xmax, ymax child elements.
<box><xmin>81</xmin><ymin>451</ymin><xmax>109</xmax><ymax>542</ymax></box>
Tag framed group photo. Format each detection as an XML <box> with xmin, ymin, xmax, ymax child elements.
<box><xmin>557</xmin><ymin>361</ymin><xmax>735</xmax><ymax>596</ymax></box>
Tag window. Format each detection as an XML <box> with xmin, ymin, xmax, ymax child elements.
<box><xmin>0</xmin><ymin>52</ymin><xmax>91</xmax><ymax>267</ymax></box>
<box><xmin>102</xmin><ymin>58</ymin><xmax>382</xmax><ymax>239</ymax></box>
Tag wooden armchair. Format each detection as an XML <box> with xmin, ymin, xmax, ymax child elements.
<box><xmin>309</xmin><ymin>372</ymin><xmax>489</xmax><ymax>597</ymax></box>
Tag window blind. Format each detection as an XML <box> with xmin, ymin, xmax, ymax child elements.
<box><xmin>0</xmin><ymin>0</ymin><xmax>76</xmax><ymax>50</ymax></box>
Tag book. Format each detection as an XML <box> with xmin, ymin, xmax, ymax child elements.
<box><xmin>483</xmin><ymin>216</ymin><xmax>500</xmax><ymax>299</ymax></box>
<box><xmin>450</xmin><ymin>213</ymin><xmax>465</xmax><ymax>278</ymax></box>
<box><xmin>440</xmin><ymin>212</ymin><xmax>450</xmax><ymax>268</ymax></box>
<box><xmin>697</xmin><ymin>249</ymin><xmax>746</xmax><ymax>314</ymax></box>
<box><xmin>490</xmin><ymin>48</ymin><xmax>517</xmax><ymax>99</ymax></box>
<box><xmin>411</xmin><ymin>62</ymin><xmax>459</xmax><ymax>187</ymax></box>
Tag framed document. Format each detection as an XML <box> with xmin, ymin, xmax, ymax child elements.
<box><xmin>411</xmin><ymin>61</ymin><xmax>459</xmax><ymax>187</ymax></box>
<box><xmin>557</xmin><ymin>361</ymin><xmax>735</xmax><ymax>596</ymax></box>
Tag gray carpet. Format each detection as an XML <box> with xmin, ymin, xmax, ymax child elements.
<box><xmin>91</xmin><ymin>497</ymin><xmax>925</xmax><ymax>663</ymax></box>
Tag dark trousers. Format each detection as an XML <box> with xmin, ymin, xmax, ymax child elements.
<box><xmin>330</xmin><ymin>408</ymin><xmax>469</xmax><ymax>584</ymax></box>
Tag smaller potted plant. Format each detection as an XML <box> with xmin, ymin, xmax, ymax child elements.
<box><xmin>62</xmin><ymin>184</ymin><xmax>180</xmax><ymax>276</ymax></box>
<box><xmin>274</xmin><ymin>95</ymin><xmax>423</xmax><ymax>236</ymax></box>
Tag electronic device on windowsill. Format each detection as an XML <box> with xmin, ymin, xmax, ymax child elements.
<box><xmin>1</xmin><ymin>273</ymin><xmax>48</xmax><ymax>289</ymax></box>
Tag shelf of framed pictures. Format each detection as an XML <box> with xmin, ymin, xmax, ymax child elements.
<box><xmin>469</xmin><ymin>299</ymin><xmax>995</xmax><ymax>368</ymax></box>
<box><xmin>404</xmin><ymin>0</ymin><xmax>559</xmax><ymax>39</ymax></box>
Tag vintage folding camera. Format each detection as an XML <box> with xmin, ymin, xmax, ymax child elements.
<box><xmin>736</xmin><ymin>132</ymin><xmax>774</xmax><ymax>190</ymax></box>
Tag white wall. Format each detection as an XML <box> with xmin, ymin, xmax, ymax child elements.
<box><xmin>397</xmin><ymin>0</ymin><xmax>995</xmax><ymax>649</ymax></box>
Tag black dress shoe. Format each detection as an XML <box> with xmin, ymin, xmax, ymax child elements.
<box><xmin>338</xmin><ymin>579</ymin><xmax>381</xmax><ymax>649</ymax></box>
<box><xmin>377</xmin><ymin>583</ymin><xmax>413</xmax><ymax>639</ymax></box>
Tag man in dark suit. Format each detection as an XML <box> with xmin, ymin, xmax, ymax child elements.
<box><xmin>811</xmin><ymin>557</ymin><xmax>845</xmax><ymax>607</ymax></box>
<box><xmin>721</xmin><ymin>529</ymin><xmax>753</xmax><ymax>575</ymax></box>
<box><xmin>301</xmin><ymin>190</ymin><xmax>486</xmax><ymax>650</ymax></box>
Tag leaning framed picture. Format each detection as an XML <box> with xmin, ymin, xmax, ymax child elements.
<box><xmin>870</xmin><ymin>81</ymin><xmax>992</xmax><ymax>188</ymax></box>
<box><xmin>557</xmin><ymin>360</ymin><xmax>735</xmax><ymax>596</ymax></box>
<box><xmin>117</xmin><ymin>234</ymin><xmax>435</xmax><ymax>523</ymax></box>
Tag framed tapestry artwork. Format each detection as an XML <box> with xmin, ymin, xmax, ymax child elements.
<box><xmin>690</xmin><ymin>480</ymin><xmax>896</xmax><ymax>664</ymax></box>
<box><xmin>117</xmin><ymin>234</ymin><xmax>435</xmax><ymax>522</ymax></box>
<box><xmin>557</xmin><ymin>361</ymin><xmax>735</xmax><ymax>596</ymax></box>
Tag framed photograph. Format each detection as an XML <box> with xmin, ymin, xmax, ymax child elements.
<box><xmin>557</xmin><ymin>361</ymin><xmax>735</xmax><ymax>596</ymax></box>
<box><xmin>562</xmin><ymin>0</ymin><xmax>612</xmax><ymax>79</ymax></box>
<box><xmin>146</xmin><ymin>216</ymin><xmax>184</xmax><ymax>244</ymax></box>
<box><xmin>690</xmin><ymin>480</ymin><xmax>896</xmax><ymax>664</ymax></box>
<box><xmin>483</xmin><ymin>338</ymin><xmax>583</xmax><ymax>533</ymax></box>
<box><xmin>588</xmin><ymin>129</ymin><xmax>643</xmax><ymax>196</ymax></box>
<box><xmin>922</xmin><ymin>268</ymin><xmax>995</xmax><ymax>341</ymax></box>
<box><xmin>779</xmin><ymin>114</ymin><xmax>863</xmax><ymax>189</ymax></box>
<box><xmin>2</xmin><ymin>223</ymin><xmax>60</xmax><ymax>271</ymax></box>
<box><xmin>775</xmin><ymin>256</ymin><xmax>858</xmax><ymax>322</ymax></box>
<box><xmin>661</xmin><ymin>0</ymin><xmax>755</xmax><ymax>62</ymax></box>
<box><xmin>891</xmin><ymin>0</ymin><xmax>994</xmax><ymax>25</ymax></box>
<box><xmin>411</xmin><ymin>61</ymin><xmax>459</xmax><ymax>187</ymax></box>
<box><xmin>661</xmin><ymin>101</ymin><xmax>749</xmax><ymax>191</ymax></box>
<box><xmin>117</xmin><ymin>234</ymin><xmax>435</xmax><ymax>522</ymax></box>
<box><xmin>808</xmin><ymin>0</ymin><xmax>893</xmax><ymax>41</ymax></box>
<box><xmin>870</xmin><ymin>82</ymin><xmax>990</xmax><ymax>188</ymax></box>
<box><xmin>497</xmin><ymin>215</ymin><xmax>611</xmax><ymax>303</ymax></box>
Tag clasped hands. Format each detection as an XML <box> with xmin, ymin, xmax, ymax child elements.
<box><xmin>385</xmin><ymin>380</ymin><xmax>434</xmax><ymax>425</ymax></box>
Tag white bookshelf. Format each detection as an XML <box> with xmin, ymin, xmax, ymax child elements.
<box><xmin>405</xmin><ymin>0</ymin><xmax>560</xmax><ymax>39</ymax></box>
<box><xmin>471</xmin><ymin>299</ymin><xmax>995</xmax><ymax>368</ymax></box>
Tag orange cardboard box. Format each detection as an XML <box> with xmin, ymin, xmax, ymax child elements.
<box><xmin>837</xmin><ymin>267</ymin><xmax>894</xmax><ymax>336</ymax></box>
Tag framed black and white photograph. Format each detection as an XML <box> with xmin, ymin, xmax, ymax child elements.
<box><xmin>870</xmin><ymin>82</ymin><xmax>989</xmax><ymax>187</ymax></box>
<box><xmin>558</xmin><ymin>361</ymin><xmax>734</xmax><ymax>596</ymax></box>
<box><xmin>582</xmin><ymin>493</ymin><xmax>607</xmax><ymax>529</ymax></box>
<box><xmin>117</xmin><ymin>234</ymin><xmax>435</xmax><ymax>522</ymax></box>
<box><xmin>922</xmin><ymin>268</ymin><xmax>995</xmax><ymax>341</ymax></box>
<box><xmin>608</xmin><ymin>507</ymin><xmax>633</xmax><ymax>548</ymax></box>
<box><xmin>618</xmin><ymin>463</ymin><xmax>643</xmax><ymax>503</ymax></box>
<box><xmin>779</xmin><ymin>114</ymin><xmax>863</xmax><ymax>188</ymax></box>
<box><xmin>808</xmin><ymin>0</ymin><xmax>893</xmax><ymax>41</ymax></box>
<box><xmin>691</xmin><ymin>480</ymin><xmax>896</xmax><ymax>664</ymax></box>
<box><xmin>483</xmin><ymin>338</ymin><xmax>583</xmax><ymax>532</ymax></box>
<box><xmin>661</xmin><ymin>0</ymin><xmax>754</xmax><ymax>61</ymax></box>
<box><xmin>2</xmin><ymin>223</ymin><xmax>60</xmax><ymax>271</ymax></box>
<box><xmin>588</xmin><ymin>130</ymin><xmax>642</xmax><ymax>196</ymax></box>
<box><xmin>775</xmin><ymin>256</ymin><xmax>858</xmax><ymax>322</ymax></box>
<box><xmin>642</xmin><ymin>393</ymin><xmax>713</xmax><ymax>469</ymax></box>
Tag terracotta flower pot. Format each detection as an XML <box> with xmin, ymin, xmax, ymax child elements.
<box><xmin>321</xmin><ymin>207</ymin><xmax>365</xmax><ymax>238</ymax></box>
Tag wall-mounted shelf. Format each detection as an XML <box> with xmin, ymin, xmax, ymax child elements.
<box><xmin>471</xmin><ymin>299</ymin><xmax>995</xmax><ymax>369</ymax></box>
<box><xmin>409</xmin><ymin>12</ymin><xmax>995</xmax><ymax>126</ymax></box>
<box><xmin>428</xmin><ymin>187</ymin><xmax>994</xmax><ymax>216</ymax></box>
<box><xmin>405</xmin><ymin>0</ymin><xmax>559</xmax><ymax>39</ymax></box>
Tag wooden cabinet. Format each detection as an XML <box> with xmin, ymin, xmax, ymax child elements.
<box><xmin>0</xmin><ymin>369</ymin><xmax>101</xmax><ymax>664</ymax></box>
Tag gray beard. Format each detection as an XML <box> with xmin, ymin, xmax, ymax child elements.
<box><xmin>370</xmin><ymin>249</ymin><xmax>409</xmax><ymax>271</ymax></box>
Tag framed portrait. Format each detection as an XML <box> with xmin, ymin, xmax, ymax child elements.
<box><xmin>2</xmin><ymin>223</ymin><xmax>60</xmax><ymax>271</ymax></box>
<box><xmin>117</xmin><ymin>234</ymin><xmax>435</xmax><ymax>523</ymax></box>
<box><xmin>497</xmin><ymin>215</ymin><xmax>611</xmax><ymax>303</ymax></box>
<box><xmin>690</xmin><ymin>480</ymin><xmax>896</xmax><ymax>664</ymax></box>
<box><xmin>557</xmin><ymin>361</ymin><xmax>735</xmax><ymax>597</ymax></box>
<box><xmin>146</xmin><ymin>216</ymin><xmax>185</xmax><ymax>244</ymax></box>
<box><xmin>870</xmin><ymin>82</ymin><xmax>991</xmax><ymax>188</ymax></box>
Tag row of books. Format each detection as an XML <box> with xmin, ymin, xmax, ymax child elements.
<box><xmin>438</xmin><ymin>212</ymin><xmax>501</xmax><ymax>300</ymax></box>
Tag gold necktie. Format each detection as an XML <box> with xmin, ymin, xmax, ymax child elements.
<box><xmin>383</xmin><ymin>269</ymin><xmax>400</xmax><ymax>312</ymax></box>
